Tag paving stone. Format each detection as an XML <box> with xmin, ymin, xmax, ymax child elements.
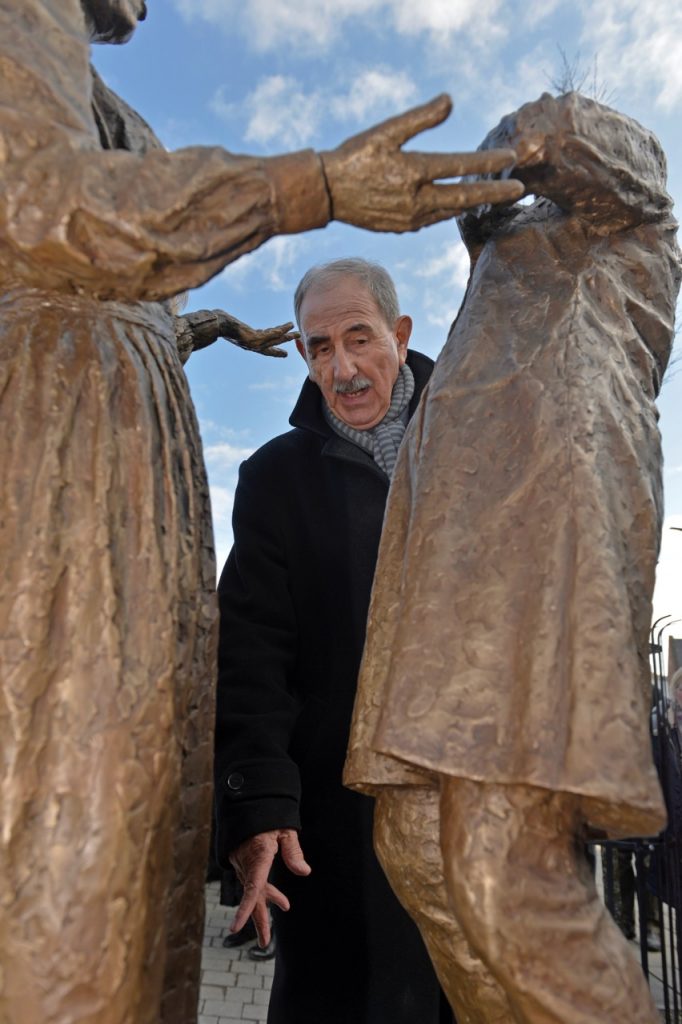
<box><xmin>203</xmin><ymin>1000</ymin><xmax>250</xmax><ymax>1018</ymax></box>
<box><xmin>215</xmin><ymin>945</ymin><xmax>245</xmax><ymax>960</ymax></box>
<box><xmin>241</xmin><ymin>1004</ymin><xmax>268</xmax><ymax>1021</ymax></box>
<box><xmin>201</xmin><ymin>971</ymin><xmax>237</xmax><ymax>988</ymax></box>
<box><xmin>234</xmin><ymin>974</ymin><xmax>263</xmax><ymax>990</ymax></box>
<box><xmin>201</xmin><ymin>985</ymin><xmax>231</xmax><ymax>1001</ymax></box>
<box><xmin>232</xmin><ymin>960</ymin><xmax>257</xmax><ymax>975</ymax></box>
<box><xmin>201</xmin><ymin>883</ymin><xmax>272</xmax><ymax>1020</ymax></box>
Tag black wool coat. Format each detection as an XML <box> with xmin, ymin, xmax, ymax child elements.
<box><xmin>214</xmin><ymin>350</ymin><xmax>451</xmax><ymax>1024</ymax></box>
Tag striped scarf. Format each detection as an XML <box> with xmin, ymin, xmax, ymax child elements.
<box><xmin>323</xmin><ymin>364</ymin><xmax>415</xmax><ymax>479</ymax></box>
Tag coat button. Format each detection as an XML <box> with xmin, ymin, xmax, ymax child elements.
<box><xmin>227</xmin><ymin>771</ymin><xmax>244</xmax><ymax>791</ymax></box>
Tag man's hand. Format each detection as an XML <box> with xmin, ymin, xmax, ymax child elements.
<box><xmin>229</xmin><ymin>829</ymin><xmax>311</xmax><ymax>947</ymax></box>
<box><xmin>320</xmin><ymin>94</ymin><xmax>525</xmax><ymax>233</ymax></box>
<box><xmin>174</xmin><ymin>309</ymin><xmax>298</xmax><ymax>364</ymax></box>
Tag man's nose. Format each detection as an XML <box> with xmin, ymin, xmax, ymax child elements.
<box><xmin>332</xmin><ymin>346</ymin><xmax>356</xmax><ymax>380</ymax></box>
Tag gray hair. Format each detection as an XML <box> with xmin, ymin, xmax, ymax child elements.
<box><xmin>293</xmin><ymin>258</ymin><xmax>400</xmax><ymax>329</ymax></box>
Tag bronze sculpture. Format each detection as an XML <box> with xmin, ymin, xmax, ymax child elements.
<box><xmin>0</xmin><ymin>2</ymin><xmax>523</xmax><ymax>1022</ymax></box>
<box><xmin>345</xmin><ymin>92</ymin><xmax>682</xmax><ymax>1023</ymax></box>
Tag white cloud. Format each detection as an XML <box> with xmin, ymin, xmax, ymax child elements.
<box><xmin>209</xmin><ymin>484</ymin><xmax>236</xmax><ymax>577</ymax></box>
<box><xmin>331</xmin><ymin>68</ymin><xmax>418</xmax><ymax>122</ymax></box>
<box><xmin>219</xmin><ymin>235</ymin><xmax>307</xmax><ymax>294</ymax></box>
<box><xmin>214</xmin><ymin>67</ymin><xmax>419</xmax><ymax>150</ymax></box>
<box><xmin>246</xmin><ymin>77</ymin><xmax>322</xmax><ymax>147</ymax></box>
<box><xmin>397</xmin><ymin>240</ymin><xmax>470</xmax><ymax>334</ymax></box>
<box><xmin>578</xmin><ymin>0</ymin><xmax>682</xmax><ymax>111</ymax></box>
<box><xmin>177</xmin><ymin>0</ymin><xmax>682</xmax><ymax>117</ymax></box>
<box><xmin>390</xmin><ymin>0</ymin><xmax>504</xmax><ymax>42</ymax></box>
<box><xmin>480</xmin><ymin>46</ymin><xmax>559</xmax><ymax>125</ymax></box>
<box><xmin>522</xmin><ymin>0</ymin><xmax>563</xmax><ymax>28</ymax></box>
<box><xmin>173</xmin><ymin>0</ymin><xmax>506</xmax><ymax>53</ymax></box>
<box><xmin>209</xmin><ymin>483</ymin><xmax>236</xmax><ymax>523</ymax></box>
<box><xmin>213</xmin><ymin>77</ymin><xmax>322</xmax><ymax>148</ymax></box>
<box><xmin>174</xmin><ymin>0</ymin><xmax>376</xmax><ymax>51</ymax></box>
<box><xmin>198</xmin><ymin>420</ymin><xmax>252</xmax><ymax>443</ymax></box>
<box><xmin>240</xmin><ymin>0</ymin><xmax>376</xmax><ymax>53</ymax></box>
<box><xmin>423</xmin><ymin>298</ymin><xmax>459</xmax><ymax>331</ymax></box>
<box><xmin>249</xmin><ymin>373</ymin><xmax>305</xmax><ymax>394</ymax></box>
<box><xmin>416</xmin><ymin>240</ymin><xmax>471</xmax><ymax>289</ymax></box>
<box><xmin>204</xmin><ymin>442</ymin><xmax>255</xmax><ymax>470</ymax></box>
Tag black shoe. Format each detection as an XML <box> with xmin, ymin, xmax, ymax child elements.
<box><xmin>248</xmin><ymin>937</ymin><xmax>276</xmax><ymax>961</ymax></box>
<box><xmin>223</xmin><ymin>918</ymin><xmax>257</xmax><ymax>948</ymax></box>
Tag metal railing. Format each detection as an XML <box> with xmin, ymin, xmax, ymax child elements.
<box><xmin>592</xmin><ymin>619</ymin><xmax>682</xmax><ymax>1021</ymax></box>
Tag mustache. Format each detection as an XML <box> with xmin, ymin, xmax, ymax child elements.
<box><xmin>333</xmin><ymin>376</ymin><xmax>372</xmax><ymax>395</ymax></box>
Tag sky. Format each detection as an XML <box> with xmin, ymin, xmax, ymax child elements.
<box><xmin>93</xmin><ymin>0</ymin><xmax>682</xmax><ymax>652</ymax></box>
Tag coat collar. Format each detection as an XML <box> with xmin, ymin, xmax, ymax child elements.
<box><xmin>289</xmin><ymin>349</ymin><xmax>434</xmax><ymax>439</ymax></box>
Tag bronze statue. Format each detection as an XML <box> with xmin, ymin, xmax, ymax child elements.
<box><xmin>0</xmin><ymin>2</ymin><xmax>523</xmax><ymax>1023</ymax></box>
<box><xmin>345</xmin><ymin>92</ymin><xmax>682</xmax><ymax>1023</ymax></box>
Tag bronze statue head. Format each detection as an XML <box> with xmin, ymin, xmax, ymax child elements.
<box><xmin>81</xmin><ymin>0</ymin><xmax>147</xmax><ymax>44</ymax></box>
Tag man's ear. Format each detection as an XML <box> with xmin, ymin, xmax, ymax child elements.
<box><xmin>394</xmin><ymin>315</ymin><xmax>412</xmax><ymax>365</ymax></box>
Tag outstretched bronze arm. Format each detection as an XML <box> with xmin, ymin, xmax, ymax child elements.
<box><xmin>320</xmin><ymin>95</ymin><xmax>524</xmax><ymax>233</ymax></box>
<box><xmin>3</xmin><ymin>9</ymin><xmax>525</xmax><ymax>305</ymax></box>
<box><xmin>174</xmin><ymin>310</ymin><xmax>297</xmax><ymax>364</ymax></box>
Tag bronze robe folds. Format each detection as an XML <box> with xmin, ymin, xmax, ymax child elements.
<box><xmin>0</xmin><ymin>3</ymin><xmax>327</xmax><ymax>1023</ymax></box>
<box><xmin>345</xmin><ymin>93</ymin><xmax>681</xmax><ymax>838</ymax></box>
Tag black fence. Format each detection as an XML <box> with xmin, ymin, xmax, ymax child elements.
<box><xmin>592</xmin><ymin>620</ymin><xmax>682</xmax><ymax>1021</ymax></box>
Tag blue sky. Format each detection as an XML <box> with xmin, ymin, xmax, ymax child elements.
<box><xmin>93</xmin><ymin>0</ymin><xmax>682</xmax><ymax>636</ymax></box>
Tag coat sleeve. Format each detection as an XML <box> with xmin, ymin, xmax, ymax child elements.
<box><xmin>214</xmin><ymin>454</ymin><xmax>302</xmax><ymax>861</ymax></box>
<box><xmin>474</xmin><ymin>92</ymin><xmax>674</xmax><ymax>232</ymax></box>
<box><xmin>0</xmin><ymin>0</ymin><xmax>330</xmax><ymax>303</ymax></box>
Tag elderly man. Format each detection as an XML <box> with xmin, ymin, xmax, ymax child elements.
<box><xmin>214</xmin><ymin>259</ymin><xmax>453</xmax><ymax>1024</ymax></box>
<box><xmin>345</xmin><ymin>93</ymin><xmax>682</xmax><ymax>1023</ymax></box>
<box><xmin>0</xmin><ymin>4</ymin><xmax>526</xmax><ymax>1024</ymax></box>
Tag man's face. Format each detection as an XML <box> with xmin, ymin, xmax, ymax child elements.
<box><xmin>296</xmin><ymin>276</ymin><xmax>412</xmax><ymax>431</ymax></box>
<box><xmin>82</xmin><ymin>0</ymin><xmax>147</xmax><ymax>43</ymax></box>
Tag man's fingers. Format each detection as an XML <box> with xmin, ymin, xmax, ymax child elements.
<box><xmin>414</xmin><ymin>148</ymin><xmax>518</xmax><ymax>182</ymax></box>
<box><xmin>373</xmin><ymin>93</ymin><xmax>452</xmax><ymax>147</ymax></box>
<box><xmin>251</xmin><ymin>902</ymin><xmax>272</xmax><ymax>948</ymax></box>
<box><xmin>278</xmin><ymin>832</ymin><xmax>312</xmax><ymax>876</ymax></box>
<box><xmin>230</xmin><ymin>880</ymin><xmax>291</xmax><ymax>938</ymax></box>
<box><xmin>418</xmin><ymin>178</ymin><xmax>525</xmax><ymax>217</ymax></box>
<box><xmin>231</xmin><ymin>899</ymin><xmax>269</xmax><ymax>946</ymax></box>
<box><xmin>261</xmin><ymin>346</ymin><xmax>288</xmax><ymax>358</ymax></box>
<box><xmin>231</xmin><ymin>890</ymin><xmax>259</xmax><ymax>934</ymax></box>
<box><xmin>264</xmin><ymin>881</ymin><xmax>291</xmax><ymax>911</ymax></box>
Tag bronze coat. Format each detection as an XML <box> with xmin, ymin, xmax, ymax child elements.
<box><xmin>345</xmin><ymin>94</ymin><xmax>681</xmax><ymax>838</ymax></box>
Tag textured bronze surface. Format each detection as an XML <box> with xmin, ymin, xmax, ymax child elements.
<box><xmin>346</xmin><ymin>93</ymin><xmax>681</xmax><ymax>1021</ymax></box>
<box><xmin>376</xmin><ymin>783</ymin><xmax>661</xmax><ymax>1023</ymax></box>
<box><xmin>346</xmin><ymin>93</ymin><xmax>681</xmax><ymax>836</ymax></box>
<box><xmin>0</xmin><ymin>3</ymin><xmax>527</xmax><ymax>1022</ymax></box>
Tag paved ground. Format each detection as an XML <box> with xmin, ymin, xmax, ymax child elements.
<box><xmin>199</xmin><ymin>879</ymin><xmax>672</xmax><ymax>1023</ymax></box>
<box><xmin>199</xmin><ymin>882</ymin><xmax>273</xmax><ymax>1024</ymax></box>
